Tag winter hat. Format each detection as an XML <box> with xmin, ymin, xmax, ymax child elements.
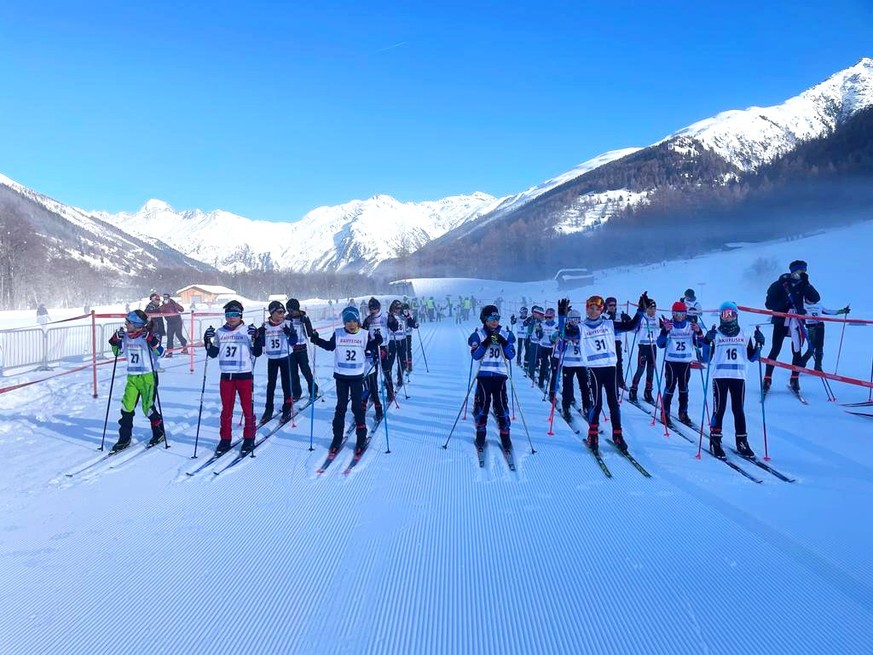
<box><xmin>286</xmin><ymin>298</ymin><xmax>301</xmax><ymax>312</ymax></box>
<box><xmin>126</xmin><ymin>310</ymin><xmax>148</xmax><ymax>327</ymax></box>
<box><xmin>545</xmin><ymin>307</ymin><xmax>555</xmax><ymax>318</ymax></box>
<box><xmin>368</xmin><ymin>297</ymin><xmax>381</xmax><ymax>311</ymax></box>
<box><xmin>519</xmin><ymin>306</ymin><xmax>528</xmax><ymax>315</ymax></box>
<box><xmin>389</xmin><ymin>299</ymin><xmax>402</xmax><ymax>312</ymax></box>
<box><xmin>268</xmin><ymin>300</ymin><xmax>285</xmax><ymax>314</ymax></box>
<box><xmin>719</xmin><ymin>301</ymin><xmax>739</xmax><ymax>323</ymax></box>
<box><xmin>567</xmin><ymin>308</ymin><xmax>581</xmax><ymax>321</ymax></box>
<box><xmin>223</xmin><ymin>300</ymin><xmax>244</xmax><ymax>314</ymax></box>
<box><xmin>672</xmin><ymin>301</ymin><xmax>687</xmax><ymax>313</ymax></box>
<box><xmin>341</xmin><ymin>306</ymin><xmax>361</xmax><ymax>323</ymax></box>
<box><xmin>789</xmin><ymin>260</ymin><xmax>808</xmax><ymax>274</ymax></box>
<box><xmin>480</xmin><ymin>304</ymin><xmax>500</xmax><ymax>323</ymax></box>
<box><xmin>646</xmin><ymin>298</ymin><xmax>657</xmax><ymax>309</ymax></box>
<box><xmin>684</xmin><ymin>288</ymin><xmax>695</xmax><ymax>299</ymax></box>
<box><xmin>531</xmin><ymin>305</ymin><xmax>545</xmax><ymax>317</ymax></box>
<box><xmin>605</xmin><ymin>297</ymin><xmax>617</xmax><ymax>306</ymax></box>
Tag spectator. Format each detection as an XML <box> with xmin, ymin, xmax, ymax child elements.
<box><xmin>145</xmin><ymin>292</ymin><xmax>166</xmax><ymax>346</ymax></box>
<box><xmin>161</xmin><ymin>293</ymin><xmax>188</xmax><ymax>356</ymax></box>
<box><xmin>36</xmin><ymin>303</ymin><xmax>50</xmax><ymax>326</ymax></box>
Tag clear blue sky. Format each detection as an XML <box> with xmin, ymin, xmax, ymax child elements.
<box><xmin>1</xmin><ymin>1</ymin><xmax>870</xmax><ymax>221</ymax></box>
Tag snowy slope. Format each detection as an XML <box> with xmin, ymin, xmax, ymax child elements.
<box><xmin>670</xmin><ymin>57</ymin><xmax>873</xmax><ymax>171</ymax></box>
<box><xmin>95</xmin><ymin>193</ymin><xmax>503</xmax><ymax>274</ymax></box>
<box><xmin>1</xmin><ymin>221</ymin><xmax>872</xmax><ymax>654</ymax></box>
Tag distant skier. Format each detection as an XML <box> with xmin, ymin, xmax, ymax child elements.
<box><xmin>703</xmin><ymin>302</ymin><xmax>765</xmax><ymax>459</ymax></box>
<box><xmin>553</xmin><ymin>301</ymin><xmax>592</xmax><ymax>423</ymax></box>
<box><xmin>510</xmin><ymin>306</ymin><xmax>530</xmax><ymax>369</ymax></box>
<box><xmin>402</xmin><ymin>302</ymin><xmax>419</xmax><ymax>374</ymax></box>
<box><xmin>286</xmin><ymin>298</ymin><xmax>319</xmax><ymax>401</ymax></box>
<box><xmin>799</xmin><ymin>296</ymin><xmax>850</xmax><ymax>373</ymax></box>
<box><xmin>604</xmin><ymin>297</ymin><xmax>631</xmax><ymax>391</ymax></box>
<box><xmin>107</xmin><ymin>310</ymin><xmax>166</xmax><ymax>453</ymax></box>
<box><xmin>362</xmin><ymin>297</ymin><xmax>394</xmax><ymax>412</ymax></box>
<box><xmin>468</xmin><ymin>304</ymin><xmax>516</xmax><ymax>454</ymax></box>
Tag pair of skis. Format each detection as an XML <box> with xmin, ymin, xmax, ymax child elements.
<box><xmin>180</xmin><ymin>394</ymin><xmax>321</xmax><ymax>478</ymax></box>
<box><xmin>762</xmin><ymin>384</ymin><xmax>808</xmax><ymax>405</ymax></box>
<box><xmin>556</xmin><ymin>405</ymin><xmax>650</xmax><ymax>478</ymax></box>
<box><xmin>65</xmin><ymin>438</ymin><xmax>166</xmax><ymax>478</ymax></box>
<box><xmin>629</xmin><ymin>398</ymin><xmax>795</xmax><ymax>483</ymax></box>
<box><xmin>317</xmin><ymin>410</ymin><xmax>383</xmax><ymax>475</ymax></box>
<box><xmin>474</xmin><ymin>441</ymin><xmax>516</xmax><ymax>471</ymax></box>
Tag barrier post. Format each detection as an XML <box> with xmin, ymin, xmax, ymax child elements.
<box><xmin>91</xmin><ymin>310</ymin><xmax>98</xmax><ymax>398</ymax></box>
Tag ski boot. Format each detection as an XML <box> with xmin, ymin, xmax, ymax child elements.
<box><xmin>240</xmin><ymin>438</ymin><xmax>256</xmax><ymax>457</ymax></box>
<box><xmin>762</xmin><ymin>375</ymin><xmax>772</xmax><ymax>393</ymax></box>
<box><xmin>500</xmin><ymin>435</ymin><xmax>513</xmax><ymax>453</ymax></box>
<box><xmin>677</xmin><ymin>411</ymin><xmax>693</xmax><ymax>427</ymax></box>
<box><xmin>627</xmin><ymin>387</ymin><xmax>638</xmax><ymax>402</ymax></box>
<box><xmin>709</xmin><ymin>432</ymin><xmax>726</xmax><ymax>459</ymax></box>
<box><xmin>260</xmin><ymin>408</ymin><xmax>274</xmax><ymax>425</ymax></box>
<box><xmin>560</xmin><ymin>406</ymin><xmax>574</xmax><ymax>423</ymax></box>
<box><xmin>789</xmin><ymin>376</ymin><xmax>801</xmax><ymax>393</ymax></box>
<box><xmin>147</xmin><ymin>415</ymin><xmax>165</xmax><ymax>447</ymax></box>
<box><xmin>586</xmin><ymin>425</ymin><xmax>600</xmax><ymax>452</ymax></box>
<box><xmin>735</xmin><ymin>434</ymin><xmax>755</xmax><ymax>458</ymax></box>
<box><xmin>643</xmin><ymin>388</ymin><xmax>655</xmax><ymax>404</ymax></box>
<box><xmin>374</xmin><ymin>404</ymin><xmax>384</xmax><ymax>421</ymax></box>
<box><xmin>110</xmin><ymin>436</ymin><xmax>131</xmax><ymax>454</ymax></box>
<box><xmin>281</xmin><ymin>402</ymin><xmax>294</xmax><ymax>423</ymax></box>
<box><xmin>214</xmin><ymin>439</ymin><xmax>232</xmax><ymax>456</ymax></box>
<box><xmin>612</xmin><ymin>429</ymin><xmax>628</xmax><ymax>453</ymax></box>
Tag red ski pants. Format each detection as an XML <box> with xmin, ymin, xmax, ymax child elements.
<box><xmin>220</xmin><ymin>377</ymin><xmax>256</xmax><ymax>439</ymax></box>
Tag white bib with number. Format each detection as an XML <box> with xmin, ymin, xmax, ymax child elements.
<box><xmin>665</xmin><ymin>323</ymin><xmax>695</xmax><ymax>362</ymax></box>
<box><xmin>216</xmin><ymin>325</ymin><xmax>254</xmax><ymax>373</ymax></box>
<box><xmin>333</xmin><ymin>328</ymin><xmax>368</xmax><ymax>376</ymax></box>
<box><xmin>712</xmin><ymin>330</ymin><xmax>749</xmax><ymax>380</ymax></box>
<box><xmin>578</xmin><ymin>321</ymin><xmax>617</xmax><ymax>368</ymax></box>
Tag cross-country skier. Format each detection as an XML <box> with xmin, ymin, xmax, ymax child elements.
<box><xmin>402</xmin><ymin>302</ymin><xmax>419</xmax><ymax>374</ymax></box>
<box><xmin>387</xmin><ymin>300</ymin><xmax>407</xmax><ymax>389</ymax></box>
<box><xmin>628</xmin><ymin>298</ymin><xmax>659</xmax><ymax>403</ymax></box>
<box><xmin>203</xmin><ymin>300</ymin><xmax>263</xmax><ymax>457</ymax></box>
<box><xmin>362</xmin><ymin>297</ymin><xmax>394</xmax><ymax>412</ymax></box>
<box><xmin>553</xmin><ymin>300</ymin><xmax>592</xmax><ymax>423</ymax></box>
<box><xmin>107</xmin><ymin>309</ymin><xmax>166</xmax><ymax>452</ymax></box>
<box><xmin>285</xmin><ymin>298</ymin><xmax>319</xmax><ymax>401</ymax></box>
<box><xmin>577</xmin><ymin>293</ymin><xmax>646</xmax><ymax>453</ymax></box>
<box><xmin>510</xmin><ymin>306</ymin><xmax>530</xmax><ymax>369</ymax></box>
<box><xmin>656</xmin><ymin>301</ymin><xmax>704</xmax><ymax>427</ymax></box>
<box><xmin>311</xmin><ymin>306</ymin><xmax>382</xmax><ymax>456</ymax></box>
<box><xmin>702</xmin><ymin>301</ymin><xmax>765</xmax><ymax>459</ymax></box>
<box><xmin>799</xmin><ymin>296</ymin><xmax>850</xmax><ymax>372</ymax></box>
<box><xmin>468</xmin><ymin>304</ymin><xmax>516</xmax><ymax>454</ymax></box>
<box><xmin>604</xmin><ymin>297</ymin><xmax>631</xmax><ymax>391</ymax></box>
<box><xmin>254</xmin><ymin>301</ymin><xmax>298</xmax><ymax>424</ymax></box>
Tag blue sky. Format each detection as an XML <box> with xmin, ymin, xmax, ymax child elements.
<box><xmin>1</xmin><ymin>1</ymin><xmax>870</xmax><ymax>222</ymax></box>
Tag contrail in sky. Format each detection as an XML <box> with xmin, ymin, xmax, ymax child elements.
<box><xmin>376</xmin><ymin>41</ymin><xmax>407</xmax><ymax>53</ymax></box>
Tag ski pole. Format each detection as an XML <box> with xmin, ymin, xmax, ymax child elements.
<box><xmin>146</xmin><ymin>339</ymin><xmax>170</xmax><ymax>449</ymax></box>
<box><xmin>503</xmin><ymin>350</ymin><xmax>535</xmax><ymax>454</ymax></box>
<box><xmin>443</xmin><ymin>361</ymin><xmax>480</xmax><ymax>448</ymax></box>
<box><xmin>509</xmin><ymin>358</ymin><xmax>515</xmax><ymax>420</ymax></box>
<box><xmin>379</xmin><ymin>346</ymin><xmax>391</xmax><ymax>454</ymax></box>
<box><xmin>833</xmin><ymin>315</ymin><xmax>848</xmax><ymax>377</ymax></box>
<box><xmin>696</xmin><ymin>343</ymin><xmax>713</xmax><ymax>459</ymax></box>
<box><xmin>461</xmin><ymin>356</ymin><xmax>474</xmax><ymax>420</ymax></box>
<box><xmin>622</xmin><ymin>325</ymin><xmax>639</xmax><ymax>398</ymax></box>
<box><xmin>192</xmin><ymin>350</ymin><xmax>210</xmax><ymax>458</ymax></box>
<box><xmin>416</xmin><ymin>326</ymin><xmax>430</xmax><ymax>373</ymax></box>
<box><xmin>308</xmin><ymin>340</ymin><xmax>318</xmax><ymax>451</ymax></box>
<box><xmin>99</xmin><ymin>352</ymin><xmax>120</xmax><ymax>451</ymax></box>
<box><xmin>651</xmin><ymin>335</ymin><xmax>669</xmax><ymax>436</ymax></box>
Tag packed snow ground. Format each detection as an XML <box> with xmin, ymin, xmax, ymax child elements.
<box><xmin>1</xmin><ymin>222</ymin><xmax>872</xmax><ymax>654</ymax></box>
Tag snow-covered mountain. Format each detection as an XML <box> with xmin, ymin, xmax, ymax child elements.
<box><xmin>95</xmin><ymin>193</ymin><xmax>504</xmax><ymax>274</ymax></box>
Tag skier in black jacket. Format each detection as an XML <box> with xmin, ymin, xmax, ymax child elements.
<box><xmin>763</xmin><ymin>260</ymin><xmax>820</xmax><ymax>393</ymax></box>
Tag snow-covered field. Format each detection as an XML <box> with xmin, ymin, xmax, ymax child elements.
<box><xmin>1</xmin><ymin>222</ymin><xmax>872</xmax><ymax>654</ymax></box>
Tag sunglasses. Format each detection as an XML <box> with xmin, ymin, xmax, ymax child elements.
<box><xmin>225</xmin><ymin>311</ymin><xmax>242</xmax><ymax>319</ymax></box>
<box><xmin>272</xmin><ymin>308</ymin><xmax>286</xmax><ymax>314</ymax></box>
<box><xmin>485</xmin><ymin>314</ymin><xmax>500</xmax><ymax>322</ymax></box>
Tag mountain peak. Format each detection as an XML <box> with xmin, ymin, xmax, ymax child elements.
<box><xmin>141</xmin><ymin>198</ymin><xmax>174</xmax><ymax>213</ymax></box>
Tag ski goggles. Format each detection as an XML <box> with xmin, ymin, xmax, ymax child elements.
<box><xmin>586</xmin><ymin>296</ymin><xmax>605</xmax><ymax>310</ymax></box>
<box><xmin>225</xmin><ymin>311</ymin><xmax>242</xmax><ymax>319</ymax></box>
<box><xmin>484</xmin><ymin>313</ymin><xmax>500</xmax><ymax>322</ymax></box>
<box><xmin>720</xmin><ymin>308</ymin><xmax>738</xmax><ymax>321</ymax></box>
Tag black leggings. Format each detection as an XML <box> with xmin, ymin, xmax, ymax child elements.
<box><xmin>765</xmin><ymin>324</ymin><xmax>803</xmax><ymax>380</ymax></box>
<box><xmin>663</xmin><ymin>361</ymin><xmax>691</xmax><ymax>414</ymax></box>
<box><xmin>710</xmin><ymin>378</ymin><xmax>746</xmax><ymax>435</ymax></box>
<box><xmin>587</xmin><ymin>366</ymin><xmax>621</xmax><ymax>431</ymax></box>
<box><xmin>631</xmin><ymin>344</ymin><xmax>657</xmax><ymax>390</ymax></box>
<box><xmin>332</xmin><ymin>376</ymin><xmax>366</xmax><ymax>443</ymax></box>
<box><xmin>473</xmin><ymin>376</ymin><xmax>511</xmax><ymax>445</ymax></box>
<box><xmin>561</xmin><ymin>366</ymin><xmax>591</xmax><ymax>414</ymax></box>
<box><xmin>264</xmin><ymin>357</ymin><xmax>292</xmax><ymax>411</ymax></box>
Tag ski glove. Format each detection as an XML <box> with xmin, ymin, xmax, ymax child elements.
<box><xmin>490</xmin><ymin>332</ymin><xmax>508</xmax><ymax>346</ymax></box>
<box><xmin>754</xmin><ymin>328</ymin><xmax>765</xmax><ymax>346</ymax></box>
<box><xmin>247</xmin><ymin>324</ymin><xmax>257</xmax><ymax>337</ymax></box>
<box><xmin>203</xmin><ymin>326</ymin><xmax>215</xmax><ymax>346</ymax></box>
<box><xmin>557</xmin><ymin>298</ymin><xmax>570</xmax><ymax>316</ymax></box>
<box><xmin>838</xmin><ymin>305</ymin><xmax>850</xmax><ymax>315</ymax></box>
<box><xmin>310</xmin><ymin>330</ymin><xmax>319</xmax><ymax>342</ymax></box>
<box><xmin>535</xmin><ymin>327</ymin><xmax>544</xmax><ymax>340</ymax></box>
<box><xmin>705</xmin><ymin>327</ymin><xmax>718</xmax><ymax>343</ymax></box>
<box><xmin>510</xmin><ymin>314</ymin><xmax>517</xmax><ymax>325</ymax></box>
<box><xmin>638</xmin><ymin>292</ymin><xmax>650</xmax><ymax>311</ymax></box>
<box><xmin>115</xmin><ymin>328</ymin><xmax>125</xmax><ymax>340</ymax></box>
<box><xmin>662</xmin><ymin>320</ymin><xmax>673</xmax><ymax>332</ymax></box>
